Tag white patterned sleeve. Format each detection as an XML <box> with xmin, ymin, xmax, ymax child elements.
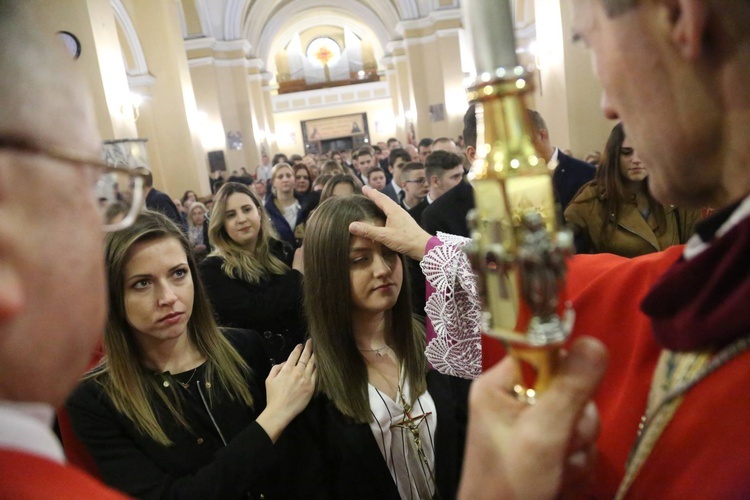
<box><xmin>421</xmin><ymin>232</ymin><xmax>483</xmax><ymax>379</ymax></box>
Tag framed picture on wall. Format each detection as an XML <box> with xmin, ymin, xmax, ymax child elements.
<box><xmin>301</xmin><ymin>112</ymin><xmax>369</xmax><ymax>154</ymax></box>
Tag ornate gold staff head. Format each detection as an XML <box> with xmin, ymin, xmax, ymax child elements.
<box><xmin>462</xmin><ymin>0</ymin><xmax>575</xmax><ymax>402</ymax></box>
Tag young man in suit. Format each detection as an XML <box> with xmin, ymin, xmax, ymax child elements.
<box><xmin>408</xmin><ymin>150</ymin><xmax>464</xmax><ymax>226</ymax></box>
<box><xmin>0</xmin><ymin>2</ymin><xmax>128</xmax><ymax>497</ymax></box>
<box><xmin>380</xmin><ymin>147</ymin><xmax>411</xmax><ymax>204</ymax></box>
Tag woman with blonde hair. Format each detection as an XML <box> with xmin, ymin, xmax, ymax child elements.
<box><xmin>66</xmin><ymin>211</ymin><xmax>315</xmax><ymax>499</ymax></box>
<box><xmin>302</xmin><ymin>195</ymin><xmax>469</xmax><ymax>499</ymax></box>
<box><xmin>200</xmin><ymin>182</ymin><xmax>306</xmax><ymax>364</ymax></box>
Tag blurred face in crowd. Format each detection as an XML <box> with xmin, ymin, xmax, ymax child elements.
<box><xmin>272</xmin><ymin>165</ymin><xmax>295</xmax><ymax>196</ymax></box>
<box><xmin>295</xmin><ymin>168</ymin><xmax>311</xmax><ymax>193</ymax></box>
<box><xmin>356</xmin><ymin>153</ymin><xmax>374</xmax><ymax>175</ymax></box>
<box><xmin>402</xmin><ymin>168</ymin><xmax>429</xmax><ymax>204</ymax></box>
<box><xmin>223</xmin><ymin>192</ymin><xmax>261</xmax><ymax>250</ymax></box>
<box><xmin>432</xmin><ymin>165</ymin><xmax>464</xmax><ymax>199</ymax></box>
<box><xmin>253</xmin><ymin>179</ymin><xmax>266</xmax><ymax>198</ymax></box>
<box><xmin>368</xmin><ymin>170</ymin><xmax>387</xmax><ymax>191</ymax></box>
<box><xmin>418</xmin><ymin>144</ymin><xmax>431</xmax><ymax>163</ymax></box>
<box><xmin>190</xmin><ymin>205</ymin><xmax>205</xmax><ymax>226</ymax></box>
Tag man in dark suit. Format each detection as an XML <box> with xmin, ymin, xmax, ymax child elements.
<box><xmin>421</xmin><ymin>106</ymin><xmax>596</xmax><ymax>238</ymax></box>
<box><xmin>527</xmin><ymin>109</ymin><xmax>596</xmax><ymax>211</ymax></box>
<box><xmin>352</xmin><ymin>146</ymin><xmax>375</xmax><ymax>186</ymax></box>
<box><xmin>408</xmin><ymin>150</ymin><xmax>464</xmax><ymax>226</ymax></box>
<box><xmin>0</xmin><ymin>3</ymin><xmax>128</xmax><ymax>497</ymax></box>
<box><xmin>380</xmin><ymin>148</ymin><xmax>411</xmax><ymax>204</ymax></box>
<box><xmin>140</xmin><ymin>169</ymin><xmax>186</xmax><ymax>232</ymax></box>
<box><xmin>421</xmin><ymin>106</ymin><xmax>480</xmax><ymax>238</ymax></box>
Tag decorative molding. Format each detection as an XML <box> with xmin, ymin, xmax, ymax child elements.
<box><xmin>403</xmin><ymin>34</ymin><xmax>437</xmax><ymax>47</ymax></box>
<box><xmin>111</xmin><ymin>0</ymin><xmax>148</xmax><ymax>76</ymax></box>
<box><xmin>188</xmin><ymin>56</ymin><xmax>214</xmax><ymax>68</ymax></box>
<box><xmin>184</xmin><ymin>36</ymin><xmax>216</xmax><ymax>51</ymax></box>
<box><xmin>224</xmin><ymin>0</ymin><xmax>245</xmax><ymax>40</ymax></box>
<box><xmin>184</xmin><ymin>37</ymin><xmax>261</xmax><ymax>70</ymax></box>
<box><xmin>272</xmin><ymin>80</ymin><xmax>390</xmax><ymax>113</ymax></box>
<box><xmin>127</xmin><ymin>74</ymin><xmax>157</xmax><ymax>89</ymax></box>
<box><xmin>194</xmin><ymin>0</ymin><xmax>214</xmax><ymax>38</ymax></box>
<box><xmin>395</xmin><ymin>7</ymin><xmax>462</xmax><ymax>36</ymax></box>
<box><xmin>214</xmin><ymin>39</ymin><xmax>252</xmax><ymax>54</ymax></box>
<box><xmin>397</xmin><ymin>0</ymin><xmax>420</xmax><ymax>19</ymax></box>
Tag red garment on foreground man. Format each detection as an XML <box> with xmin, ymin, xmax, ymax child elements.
<box><xmin>479</xmin><ymin>199</ymin><xmax>750</xmax><ymax>497</ymax></box>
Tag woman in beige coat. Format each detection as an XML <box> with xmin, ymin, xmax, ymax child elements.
<box><xmin>565</xmin><ymin>123</ymin><xmax>701</xmax><ymax>258</ymax></box>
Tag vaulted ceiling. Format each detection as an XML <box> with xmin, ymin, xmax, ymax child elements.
<box><xmin>180</xmin><ymin>0</ymin><xmax>536</xmax><ymax>73</ymax></box>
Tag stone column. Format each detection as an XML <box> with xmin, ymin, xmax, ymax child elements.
<box><xmin>127</xmin><ymin>0</ymin><xmax>209</xmax><ymax>196</ymax></box>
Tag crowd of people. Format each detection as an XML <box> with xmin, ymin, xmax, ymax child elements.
<box><xmin>1</xmin><ymin>0</ymin><xmax>749</xmax><ymax>498</ymax></box>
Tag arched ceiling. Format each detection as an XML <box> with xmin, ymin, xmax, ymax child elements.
<box><xmin>188</xmin><ymin>0</ymin><xmax>536</xmax><ymax>71</ymax></box>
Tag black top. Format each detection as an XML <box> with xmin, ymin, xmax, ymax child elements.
<box><xmin>199</xmin><ymin>243</ymin><xmax>306</xmax><ymax>364</ymax></box>
<box><xmin>301</xmin><ymin>370</ymin><xmax>471</xmax><ymax>499</ymax></box>
<box><xmin>65</xmin><ymin>329</ymin><xmax>314</xmax><ymax>500</ymax></box>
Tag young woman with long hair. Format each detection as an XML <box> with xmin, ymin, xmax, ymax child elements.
<box><xmin>200</xmin><ymin>182</ymin><xmax>306</xmax><ymax>364</ymax></box>
<box><xmin>302</xmin><ymin>195</ymin><xmax>470</xmax><ymax>500</ymax></box>
<box><xmin>564</xmin><ymin>123</ymin><xmax>700</xmax><ymax>257</ymax></box>
<box><xmin>66</xmin><ymin>211</ymin><xmax>315</xmax><ymax>499</ymax></box>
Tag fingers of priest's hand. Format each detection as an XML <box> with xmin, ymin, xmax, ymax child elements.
<box><xmin>350</xmin><ymin>187</ymin><xmax>430</xmax><ymax>260</ymax></box>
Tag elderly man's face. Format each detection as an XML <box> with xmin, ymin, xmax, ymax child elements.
<box><xmin>571</xmin><ymin>0</ymin><xmax>717</xmax><ymax>207</ymax></box>
<box><xmin>0</xmin><ymin>24</ymin><xmax>107</xmax><ymax>406</ymax></box>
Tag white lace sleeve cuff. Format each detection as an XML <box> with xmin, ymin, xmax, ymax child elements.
<box><xmin>421</xmin><ymin>232</ymin><xmax>482</xmax><ymax>379</ymax></box>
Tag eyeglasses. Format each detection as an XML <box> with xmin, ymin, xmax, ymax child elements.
<box><xmin>404</xmin><ymin>177</ymin><xmax>428</xmax><ymax>185</ymax></box>
<box><xmin>0</xmin><ymin>135</ymin><xmax>147</xmax><ymax>232</ymax></box>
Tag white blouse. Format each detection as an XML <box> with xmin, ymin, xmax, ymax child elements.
<box><xmin>368</xmin><ymin>377</ymin><xmax>437</xmax><ymax>500</ymax></box>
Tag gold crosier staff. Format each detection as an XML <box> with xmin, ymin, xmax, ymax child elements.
<box><xmin>462</xmin><ymin>0</ymin><xmax>575</xmax><ymax>403</ymax></box>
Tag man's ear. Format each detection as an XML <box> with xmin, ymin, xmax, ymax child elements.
<box><xmin>0</xmin><ymin>261</ymin><xmax>24</xmax><ymax>323</ymax></box>
<box><xmin>669</xmin><ymin>0</ymin><xmax>709</xmax><ymax>60</ymax></box>
<box><xmin>465</xmin><ymin>146</ymin><xmax>476</xmax><ymax>163</ymax></box>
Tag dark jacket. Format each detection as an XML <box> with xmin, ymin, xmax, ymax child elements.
<box><xmin>302</xmin><ymin>371</ymin><xmax>470</xmax><ymax>500</ymax></box>
<box><xmin>552</xmin><ymin>151</ymin><xmax>597</xmax><ymax>212</ymax></box>
<box><xmin>421</xmin><ymin>181</ymin><xmax>474</xmax><ymax>238</ymax></box>
<box><xmin>264</xmin><ymin>195</ymin><xmax>311</xmax><ymax>249</ymax></box>
<box><xmin>199</xmin><ymin>242</ymin><xmax>305</xmax><ymax>364</ymax></box>
<box><xmin>420</xmin><ymin>153</ymin><xmax>595</xmax><ymax>239</ymax></box>
<box><xmin>65</xmin><ymin>330</ymin><xmax>309</xmax><ymax>500</ymax></box>
<box><xmin>380</xmin><ymin>181</ymin><xmax>400</xmax><ymax>203</ymax></box>
<box><xmin>146</xmin><ymin>188</ymin><xmax>185</xmax><ymax>232</ymax></box>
